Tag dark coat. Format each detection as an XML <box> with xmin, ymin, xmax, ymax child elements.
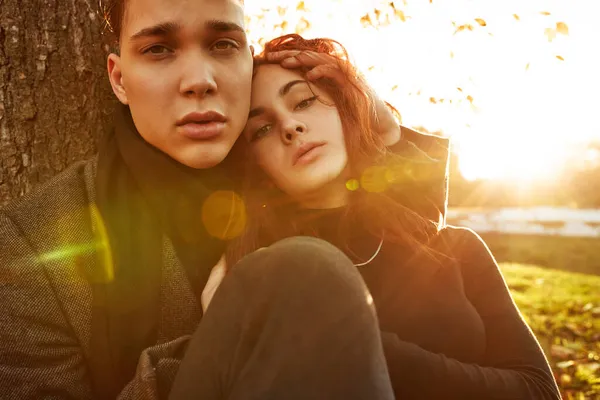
<box><xmin>0</xmin><ymin>127</ymin><xmax>449</xmax><ymax>399</ymax></box>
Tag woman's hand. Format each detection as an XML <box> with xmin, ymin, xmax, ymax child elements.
<box><xmin>201</xmin><ymin>255</ymin><xmax>227</xmax><ymax>314</ymax></box>
<box><xmin>267</xmin><ymin>50</ymin><xmax>401</xmax><ymax>146</ymax></box>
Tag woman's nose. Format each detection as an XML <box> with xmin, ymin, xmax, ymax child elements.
<box><xmin>282</xmin><ymin>121</ymin><xmax>306</xmax><ymax>144</ymax></box>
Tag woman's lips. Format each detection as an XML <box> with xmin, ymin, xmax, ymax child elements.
<box><xmin>293</xmin><ymin>142</ymin><xmax>326</xmax><ymax>166</ymax></box>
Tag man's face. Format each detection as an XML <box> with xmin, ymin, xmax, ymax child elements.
<box><xmin>107</xmin><ymin>0</ymin><xmax>252</xmax><ymax>169</ymax></box>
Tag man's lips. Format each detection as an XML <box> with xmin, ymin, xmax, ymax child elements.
<box><xmin>176</xmin><ymin>111</ymin><xmax>227</xmax><ymax>140</ymax></box>
<box><xmin>177</xmin><ymin>111</ymin><xmax>227</xmax><ymax>125</ymax></box>
<box><xmin>293</xmin><ymin>142</ymin><xmax>326</xmax><ymax>165</ymax></box>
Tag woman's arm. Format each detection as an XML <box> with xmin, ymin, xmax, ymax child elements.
<box><xmin>381</xmin><ymin>227</ymin><xmax>561</xmax><ymax>400</ymax></box>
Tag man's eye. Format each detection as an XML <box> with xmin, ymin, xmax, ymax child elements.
<box><xmin>295</xmin><ymin>96</ymin><xmax>318</xmax><ymax>110</ymax></box>
<box><xmin>212</xmin><ymin>40</ymin><xmax>239</xmax><ymax>52</ymax></box>
<box><xmin>251</xmin><ymin>125</ymin><xmax>272</xmax><ymax>141</ymax></box>
<box><xmin>143</xmin><ymin>45</ymin><xmax>172</xmax><ymax>55</ymax></box>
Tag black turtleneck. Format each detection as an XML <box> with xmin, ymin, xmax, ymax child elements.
<box><xmin>291</xmin><ymin>207</ymin><xmax>560</xmax><ymax>400</ymax></box>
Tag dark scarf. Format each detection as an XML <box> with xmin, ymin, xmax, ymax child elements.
<box><xmin>91</xmin><ymin>105</ymin><xmax>236</xmax><ymax>398</ymax></box>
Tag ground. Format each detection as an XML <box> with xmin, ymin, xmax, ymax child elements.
<box><xmin>502</xmin><ymin>263</ymin><xmax>600</xmax><ymax>399</ymax></box>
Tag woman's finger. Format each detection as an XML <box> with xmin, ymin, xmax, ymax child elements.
<box><xmin>305</xmin><ymin>64</ymin><xmax>346</xmax><ymax>86</ymax></box>
<box><xmin>266</xmin><ymin>50</ymin><xmax>303</xmax><ymax>61</ymax></box>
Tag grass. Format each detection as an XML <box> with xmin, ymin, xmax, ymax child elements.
<box><xmin>482</xmin><ymin>233</ymin><xmax>600</xmax><ymax>276</ymax></box>
<box><xmin>501</xmin><ymin>263</ymin><xmax>600</xmax><ymax>399</ymax></box>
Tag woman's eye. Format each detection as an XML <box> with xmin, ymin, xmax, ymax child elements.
<box><xmin>143</xmin><ymin>45</ymin><xmax>172</xmax><ymax>55</ymax></box>
<box><xmin>251</xmin><ymin>125</ymin><xmax>272</xmax><ymax>141</ymax></box>
<box><xmin>295</xmin><ymin>96</ymin><xmax>318</xmax><ymax>110</ymax></box>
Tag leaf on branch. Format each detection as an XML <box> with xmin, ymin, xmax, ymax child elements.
<box><xmin>475</xmin><ymin>18</ymin><xmax>487</xmax><ymax>27</ymax></box>
<box><xmin>395</xmin><ymin>9</ymin><xmax>406</xmax><ymax>22</ymax></box>
<box><xmin>556</xmin><ymin>22</ymin><xmax>569</xmax><ymax>35</ymax></box>
<box><xmin>544</xmin><ymin>28</ymin><xmax>557</xmax><ymax>42</ymax></box>
<box><xmin>296</xmin><ymin>17</ymin><xmax>310</xmax><ymax>34</ymax></box>
<box><xmin>360</xmin><ymin>14</ymin><xmax>373</xmax><ymax>27</ymax></box>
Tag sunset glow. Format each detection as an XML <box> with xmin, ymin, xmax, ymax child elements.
<box><xmin>244</xmin><ymin>0</ymin><xmax>600</xmax><ymax>181</ymax></box>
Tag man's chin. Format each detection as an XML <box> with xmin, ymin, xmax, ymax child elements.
<box><xmin>176</xmin><ymin>145</ymin><xmax>231</xmax><ymax>170</ymax></box>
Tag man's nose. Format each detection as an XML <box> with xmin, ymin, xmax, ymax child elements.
<box><xmin>179</xmin><ymin>51</ymin><xmax>217</xmax><ymax>97</ymax></box>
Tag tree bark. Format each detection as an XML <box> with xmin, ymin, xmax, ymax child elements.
<box><xmin>0</xmin><ymin>0</ymin><xmax>117</xmax><ymax>206</ymax></box>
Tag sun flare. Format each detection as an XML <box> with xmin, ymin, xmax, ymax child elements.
<box><xmin>244</xmin><ymin>0</ymin><xmax>600</xmax><ymax>182</ymax></box>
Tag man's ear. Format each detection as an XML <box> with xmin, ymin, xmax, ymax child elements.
<box><xmin>107</xmin><ymin>53</ymin><xmax>129</xmax><ymax>105</ymax></box>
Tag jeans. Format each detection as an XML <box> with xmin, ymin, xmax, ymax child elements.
<box><xmin>169</xmin><ymin>236</ymin><xmax>394</xmax><ymax>400</ymax></box>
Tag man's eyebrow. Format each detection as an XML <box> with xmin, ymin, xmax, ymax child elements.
<box><xmin>247</xmin><ymin>80</ymin><xmax>309</xmax><ymax>120</ymax></box>
<box><xmin>130</xmin><ymin>21</ymin><xmax>181</xmax><ymax>41</ymax></box>
<box><xmin>205</xmin><ymin>19</ymin><xmax>245</xmax><ymax>33</ymax></box>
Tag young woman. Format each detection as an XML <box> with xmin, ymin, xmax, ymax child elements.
<box><xmin>218</xmin><ymin>34</ymin><xmax>562</xmax><ymax>399</ymax></box>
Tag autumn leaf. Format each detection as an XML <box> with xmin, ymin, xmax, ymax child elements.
<box><xmin>513</xmin><ymin>14</ymin><xmax>520</xmax><ymax>21</ymax></box>
<box><xmin>475</xmin><ymin>18</ymin><xmax>487</xmax><ymax>27</ymax></box>
<box><xmin>429</xmin><ymin>97</ymin><xmax>437</xmax><ymax>104</ymax></box>
<box><xmin>391</xmin><ymin>85</ymin><xmax>398</xmax><ymax>91</ymax></box>
<box><xmin>277</xmin><ymin>6</ymin><xmax>287</xmax><ymax>17</ymax></box>
<box><xmin>450</xmin><ymin>51</ymin><xmax>454</xmax><ymax>59</ymax></box>
<box><xmin>395</xmin><ymin>9</ymin><xmax>406</xmax><ymax>22</ymax></box>
<box><xmin>467</xmin><ymin>95</ymin><xmax>474</xmax><ymax>103</ymax></box>
<box><xmin>556</xmin><ymin>22</ymin><xmax>569</xmax><ymax>35</ymax></box>
<box><xmin>540</xmin><ymin>11</ymin><xmax>551</xmax><ymax>16</ymax></box>
<box><xmin>360</xmin><ymin>14</ymin><xmax>373</xmax><ymax>27</ymax></box>
<box><xmin>556</xmin><ymin>55</ymin><xmax>565</xmax><ymax>61</ymax></box>
<box><xmin>457</xmin><ymin>87</ymin><xmax>463</xmax><ymax>92</ymax></box>
<box><xmin>525</xmin><ymin>63</ymin><xmax>530</xmax><ymax>70</ymax></box>
<box><xmin>296</xmin><ymin>1</ymin><xmax>307</xmax><ymax>12</ymax></box>
<box><xmin>544</xmin><ymin>28</ymin><xmax>556</xmax><ymax>42</ymax></box>
<box><xmin>296</xmin><ymin>17</ymin><xmax>310</xmax><ymax>34</ymax></box>
<box><xmin>454</xmin><ymin>25</ymin><xmax>466</xmax><ymax>34</ymax></box>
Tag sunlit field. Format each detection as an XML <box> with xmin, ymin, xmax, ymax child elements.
<box><xmin>502</xmin><ymin>263</ymin><xmax>600</xmax><ymax>399</ymax></box>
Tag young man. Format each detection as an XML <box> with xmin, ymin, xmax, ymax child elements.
<box><xmin>0</xmin><ymin>0</ymin><xmax>449</xmax><ymax>398</ymax></box>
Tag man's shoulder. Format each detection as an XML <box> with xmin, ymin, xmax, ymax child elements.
<box><xmin>1</xmin><ymin>157</ymin><xmax>98</xmax><ymax>248</ymax></box>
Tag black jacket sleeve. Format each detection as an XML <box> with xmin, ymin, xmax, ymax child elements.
<box><xmin>380</xmin><ymin>228</ymin><xmax>561</xmax><ymax>400</ymax></box>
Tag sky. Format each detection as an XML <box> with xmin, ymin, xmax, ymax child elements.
<box><xmin>243</xmin><ymin>0</ymin><xmax>600</xmax><ymax>181</ymax></box>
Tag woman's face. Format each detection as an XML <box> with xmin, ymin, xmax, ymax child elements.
<box><xmin>107</xmin><ymin>0</ymin><xmax>252</xmax><ymax>169</ymax></box>
<box><xmin>243</xmin><ymin>64</ymin><xmax>349</xmax><ymax>205</ymax></box>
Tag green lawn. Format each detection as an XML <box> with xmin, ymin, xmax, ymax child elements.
<box><xmin>501</xmin><ymin>263</ymin><xmax>600</xmax><ymax>399</ymax></box>
<box><xmin>482</xmin><ymin>233</ymin><xmax>600</xmax><ymax>276</ymax></box>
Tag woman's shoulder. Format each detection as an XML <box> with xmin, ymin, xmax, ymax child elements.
<box><xmin>429</xmin><ymin>225</ymin><xmax>497</xmax><ymax>272</ymax></box>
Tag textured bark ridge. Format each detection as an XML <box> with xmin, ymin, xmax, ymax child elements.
<box><xmin>0</xmin><ymin>0</ymin><xmax>117</xmax><ymax>205</ymax></box>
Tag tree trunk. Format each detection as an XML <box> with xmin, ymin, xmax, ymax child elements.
<box><xmin>0</xmin><ymin>0</ymin><xmax>117</xmax><ymax>206</ymax></box>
